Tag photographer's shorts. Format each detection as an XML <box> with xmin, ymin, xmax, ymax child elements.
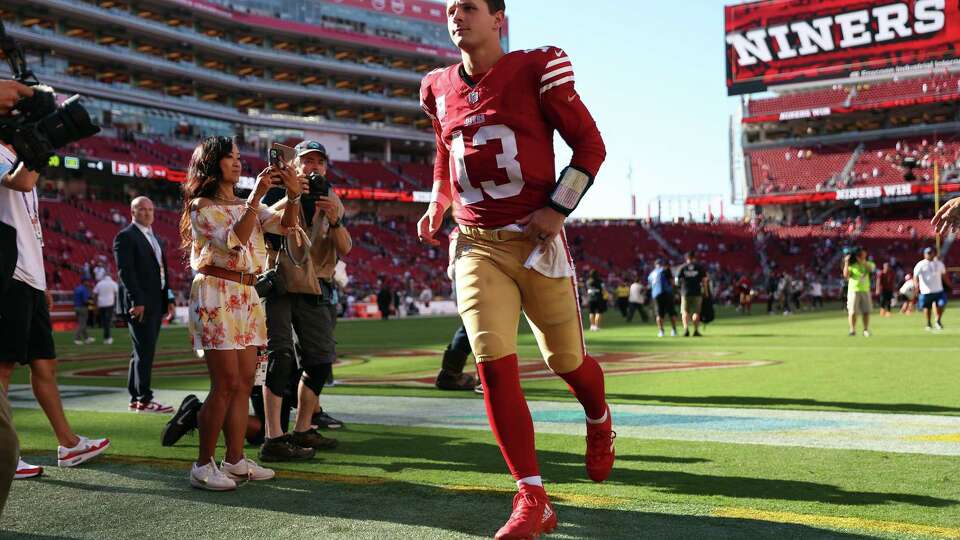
<box><xmin>265</xmin><ymin>293</ymin><xmax>337</xmax><ymax>368</ymax></box>
<box><xmin>847</xmin><ymin>290</ymin><xmax>872</xmax><ymax>316</ymax></box>
<box><xmin>681</xmin><ymin>295</ymin><xmax>703</xmax><ymax>315</ymax></box>
<box><xmin>919</xmin><ymin>291</ymin><xmax>947</xmax><ymax>310</ymax></box>
<box><xmin>655</xmin><ymin>293</ymin><xmax>677</xmax><ymax>318</ymax></box>
<box><xmin>0</xmin><ymin>279</ymin><xmax>56</xmax><ymax>364</ymax></box>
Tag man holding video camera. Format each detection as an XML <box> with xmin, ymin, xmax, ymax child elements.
<box><xmin>0</xmin><ymin>78</ymin><xmax>108</xmax><ymax>499</ymax></box>
<box><xmin>258</xmin><ymin>141</ymin><xmax>352</xmax><ymax>461</ymax></box>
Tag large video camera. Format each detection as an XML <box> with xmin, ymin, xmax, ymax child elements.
<box><xmin>0</xmin><ymin>21</ymin><xmax>99</xmax><ymax>171</ymax></box>
<box><xmin>302</xmin><ymin>171</ymin><xmax>330</xmax><ymax>228</ymax></box>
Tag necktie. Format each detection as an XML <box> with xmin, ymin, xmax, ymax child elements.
<box><xmin>144</xmin><ymin>229</ymin><xmax>166</xmax><ymax>289</ymax></box>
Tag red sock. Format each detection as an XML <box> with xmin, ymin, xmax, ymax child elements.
<box><xmin>558</xmin><ymin>354</ymin><xmax>608</xmax><ymax>420</ymax></box>
<box><xmin>477</xmin><ymin>355</ymin><xmax>539</xmax><ymax>481</ymax></box>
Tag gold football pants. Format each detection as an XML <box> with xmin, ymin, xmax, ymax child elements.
<box><xmin>454</xmin><ymin>226</ymin><xmax>585</xmax><ymax>374</ymax></box>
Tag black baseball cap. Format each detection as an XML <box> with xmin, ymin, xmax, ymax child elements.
<box><xmin>294</xmin><ymin>140</ymin><xmax>328</xmax><ymax>160</ymax></box>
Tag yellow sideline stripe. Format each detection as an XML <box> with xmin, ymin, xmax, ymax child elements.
<box><xmin>442</xmin><ymin>484</ymin><xmax>627</xmax><ymax>507</ymax></box>
<box><xmin>713</xmin><ymin>507</ymin><xmax>960</xmax><ymax>539</ymax></box>
<box><xmin>907</xmin><ymin>433</ymin><xmax>960</xmax><ymax>442</ymax></box>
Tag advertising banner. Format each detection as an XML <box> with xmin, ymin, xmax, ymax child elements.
<box><xmin>726</xmin><ymin>0</ymin><xmax>960</xmax><ymax>95</ymax></box>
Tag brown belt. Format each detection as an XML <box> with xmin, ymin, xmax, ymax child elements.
<box><xmin>199</xmin><ymin>265</ymin><xmax>257</xmax><ymax>286</ymax></box>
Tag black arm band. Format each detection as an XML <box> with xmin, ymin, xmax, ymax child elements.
<box><xmin>548</xmin><ymin>166</ymin><xmax>594</xmax><ymax>216</ymax></box>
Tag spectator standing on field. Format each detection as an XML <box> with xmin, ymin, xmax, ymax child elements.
<box><xmin>614</xmin><ymin>281</ymin><xmax>630</xmax><ymax>318</ymax></box>
<box><xmin>73</xmin><ymin>280</ymin><xmax>94</xmax><ymax>345</ymax></box>
<box><xmin>626</xmin><ymin>275</ymin><xmax>648</xmax><ymax>323</ymax></box>
<box><xmin>843</xmin><ymin>248</ymin><xmax>875</xmax><ymax>337</ymax></box>
<box><xmin>913</xmin><ymin>247</ymin><xmax>950</xmax><ymax>330</ymax></box>
<box><xmin>586</xmin><ymin>269</ymin><xmax>606</xmax><ymax>331</ymax></box>
<box><xmin>677</xmin><ymin>251</ymin><xmax>709</xmax><ymax>337</ymax></box>
<box><xmin>648</xmin><ymin>259</ymin><xmax>678</xmax><ymax>337</ymax></box>
<box><xmin>93</xmin><ymin>274</ymin><xmax>119</xmax><ymax>344</ymax></box>
<box><xmin>876</xmin><ymin>263</ymin><xmax>896</xmax><ymax>317</ymax></box>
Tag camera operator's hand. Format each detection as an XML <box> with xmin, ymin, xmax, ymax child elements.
<box><xmin>933</xmin><ymin>197</ymin><xmax>960</xmax><ymax>235</ymax></box>
<box><xmin>0</xmin><ymin>81</ymin><xmax>33</xmax><ymax>114</ymax></box>
<box><xmin>313</xmin><ymin>196</ymin><xmax>340</xmax><ymax>224</ymax></box>
<box><xmin>129</xmin><ymin>305</ymin><xmax>145</xmax><ymax>322</ymax></box>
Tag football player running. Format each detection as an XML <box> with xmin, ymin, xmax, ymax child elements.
<box><xmin>418</xmin><ymin>1</ymin><xmax>613</xmax><ymax>538</ymax></box>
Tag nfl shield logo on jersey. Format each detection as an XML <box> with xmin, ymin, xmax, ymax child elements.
<box><xmin>468</xmin><ymin>91</ymin><xmax>480</xmax><ymax>105</ymax></box>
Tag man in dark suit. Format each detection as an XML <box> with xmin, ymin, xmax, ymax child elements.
<box><xmin>114</xmin><ymin>196</ymin><xmax>174</xmax><ymax>414</ymax></box>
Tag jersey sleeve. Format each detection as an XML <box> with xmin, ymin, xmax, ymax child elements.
<box><xmin>420</xmin><ymin>73</ymin><xmax>452</xmax><ymax>207</ymax></box>
<box><xmin>537</xmin><ymin>47</ymin><xmax>606</xmax><ymax>178</ymax></box>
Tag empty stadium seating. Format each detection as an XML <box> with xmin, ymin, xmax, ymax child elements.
<box><xmin>746</xmin><ymin>73</ymin><xmax>960</xmax><ymax>118</ymax></box>
<box><xmin>749</xmin><ymin>145</ymin><xmax>855</xmax><ymax>193</ymax></box>
<box><xmin>747</xmin><ymin>87</ymin><xmax>850</xmax><ymax>117</ymax></box>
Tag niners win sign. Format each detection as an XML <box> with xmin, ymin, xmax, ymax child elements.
<box><xmin>725</xmin><ymin>0</ymin><xmax>960</xmax><ymax>95</ymax></box>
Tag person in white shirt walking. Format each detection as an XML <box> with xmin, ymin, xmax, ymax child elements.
<box><xmin>0</xmin><ymin>137</ymin><xmax>110</xmax><ymax>482</ymax></box>
<box><xmin>913</xmin><ymin>247</ymin><xmax>951</xmax><ymax>330</ymax></box>
<box><xmin>93</xmin><ymin>274</ymin><xmax>119</xmax><ymax>344</ymax></box>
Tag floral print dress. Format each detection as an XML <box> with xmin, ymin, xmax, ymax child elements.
<box><xmin>188</xmin><ymin>203</ymin><xmax>285</xmax><ymax>350</ymax></box>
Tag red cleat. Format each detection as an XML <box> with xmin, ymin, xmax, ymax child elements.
<box><xmin>585</xmin><ymin>406</ymin><xmax>616</xmax><ymax>482</ymax></box>
<box><xmin>494</xmin><ymin>483</ymin><xmax>557</xmax><ymax>540</ymax></box>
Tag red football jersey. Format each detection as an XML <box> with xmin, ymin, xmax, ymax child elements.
<box><xmin>420</xmin><ymin>46</ymin><xmax>606</xmax><ymax>228</ymax></box>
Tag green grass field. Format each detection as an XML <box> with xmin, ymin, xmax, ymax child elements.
<box><xmin>3</xmin><ymin>307</ymin><xmax>960</xmax><ymax>539</ymax></box>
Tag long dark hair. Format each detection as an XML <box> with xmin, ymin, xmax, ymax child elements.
<box><xmin>179</xmin><ymin>136</ymin><xmax>235</xmax><ymax>252</ymax></box>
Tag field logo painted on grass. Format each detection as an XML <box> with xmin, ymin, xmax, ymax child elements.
<box><xmin>63</xmin><ymin>349</ymin><xmax>776</xmax><ymax>386</ymax></box>
<box><xmin>337</xmin><ymin>350</ymin><xmax>776</xmax><ymax>387</ymax></box>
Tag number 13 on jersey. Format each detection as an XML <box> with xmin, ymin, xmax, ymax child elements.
<box><xmin>451</xmin><ymin>124</ymin><xmax>525</xmax><ymax>205</ymax></box>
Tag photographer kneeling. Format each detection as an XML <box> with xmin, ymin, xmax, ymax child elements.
<box><xmin>259</xmin><ymin>141</ymin><xmax>352</xmax><ymax>461</ymax></box>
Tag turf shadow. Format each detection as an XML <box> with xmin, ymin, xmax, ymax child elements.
<box><xmin>29</xmin><ymin>464</ymin><xmax>883</xmax><ymax>539</ymax></box>
<box><xmin>326</xmin><ymin>431</ymin><xmax>956</xmax><ymax>508</ymax></box>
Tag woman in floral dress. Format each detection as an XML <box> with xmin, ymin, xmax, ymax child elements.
<box><xmin>178</xmin><ymin>136</ymin><xmax>302</xmax><ymax>490</ymax></box>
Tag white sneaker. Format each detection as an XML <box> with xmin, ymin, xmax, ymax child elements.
<box><xmin>73</xmin><ymin>340</ymin><xmax>84</xmax><ymax>345</ymax></box>
<box><xmin>657</xmin><ymin>330</ymin><xmax>665</xmax><ymax>338</ymax></box>
<box><xmin>104</xmin><ymin>338</ymin><xmax>113</xmax><ymax>345</ymax></box>
<box><xmin>935</xmin><ymin>322</ymin><xmax>944</xmax><ymax>331</ymax></box>
<box><xmin>670</xmin><ymin>329</ymin><xmax>678</xmax><ymax>337</ymax></box>
<box><xmin>221</xmin><ymin>458</ymin><xmax>275</xmax><ymax>482</ymax></box>
<box><xmin>58</xmin><ymin>436</ymin><xmax>110</xmax><ymax>467</ymax></box>
<box><xmin>84</xmin><ymin>337</ymin><xmax>96</xmax><ymax>344</ymax></box>
<box><xmin>15</xmin><ymin>458</ymin><xmax>43</xmax><ymax>479</ymax></box>
<box><xmin>190</xmin><ymin>460</ymin><xmax>237</xmax><ymax>491</ymax></box>
<box><xmin>863</xmin><ymin>330</ymin><xmax>871</xmax><ymax>337</ymax></box>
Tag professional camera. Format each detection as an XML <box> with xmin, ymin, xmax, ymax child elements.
<box><xmin>305</xmin><ymin>171</ymin><xmax>330</xmax><ymax>200</ymax></box>
<box><xmin>0</xmin><ymin>21</ymin><xmax>99</xmax><ymax>171</ymax></box>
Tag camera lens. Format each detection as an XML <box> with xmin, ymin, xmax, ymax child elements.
<box><xmin>35</xmin><ymin>94</ymin><xmax>100</xmax><ymax>150</ymax></box>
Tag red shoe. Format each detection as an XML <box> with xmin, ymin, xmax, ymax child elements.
<box><xmin>585</xmin><ymin>406</ymin><xmax>616</xmax><ymax>482</ymax></box>
<box><xmin>494</xmin><ymin>483</ymin><xmax>557</xmax><ymax>540</ymax></box>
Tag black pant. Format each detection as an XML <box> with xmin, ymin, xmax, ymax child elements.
<box><xmin>616</xmin><ymin>298</ymin><xmax>629</xmax><ymax>318</ymax></box>
<box><xmin>880</xmin><ymin>290</ymin><xmax>894</xmax><ymax>311</ymax></box>
<box><xmin>128</xmin><ymin>307</ymin><xmax>162</xmax><ymax>404</ymax></box>
<box><xmin>626</xmin><ymin>302</ymin><xmax>648</xmax><ymax>322</ymax></box>
<box><xmin>98</xmin><ymin>307</ymin><xmax>114</xmax><ymax>340</ymax></box>
<box><xmin>450</xmin><ymin>324</ymin><xmax>472</xmax><ymax>355</ymax></box>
